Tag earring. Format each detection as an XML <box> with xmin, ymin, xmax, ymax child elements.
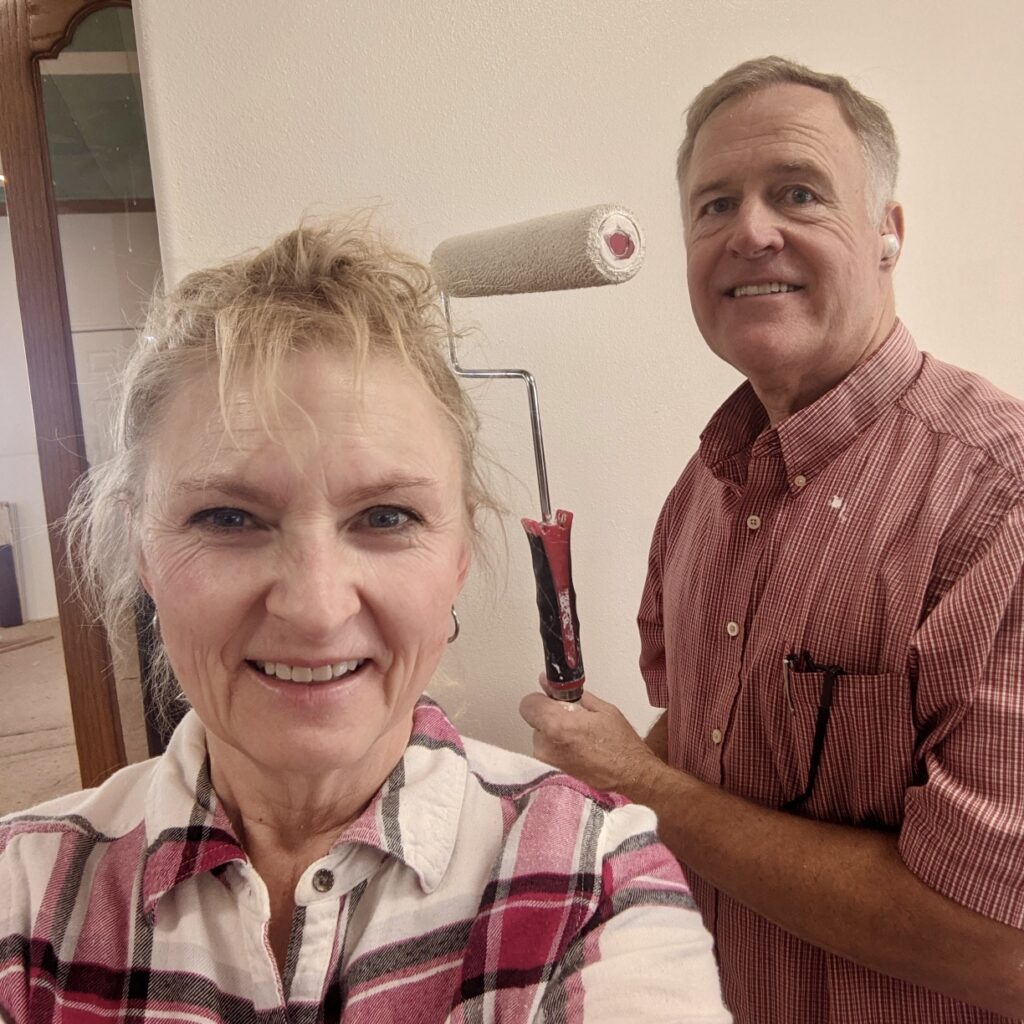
<box><xmin>447</xmin><ymin>606</ymin><xmax>460</xmax><ymax>644</ymax></box>
<box><xmin>882</xmin><ymin>233</ymin><xmax>900</xmax><ymax>259</ymax></box>
<box><xmin>151</xmin><ymin>610</ymin><xmax>160</xmax><ymax>637</ymax></box>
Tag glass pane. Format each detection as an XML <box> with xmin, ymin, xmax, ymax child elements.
<box><xmin>37</xmin><ymin>5</ymin><xmax>164</xmax><ymax>771</ymax></box>
<box><xmin>0</xmin><ymin>216</ymin><xmax>79</xmax><ymax>813</ymax></box>
<box><xmin>42</xmin><ymin>71</ymin><xmax>153</xmax><ymax>202</ymax></box>
<box><xmin>64</xmin><ymin>6</ymin><xmax>136</xmax><ymax>52</ymax></box>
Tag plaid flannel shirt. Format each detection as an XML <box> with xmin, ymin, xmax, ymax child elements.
<box><xmin>0</xmin><ymin>697</ymin><xmax>729</xmax><ymax>1023</ymax></box>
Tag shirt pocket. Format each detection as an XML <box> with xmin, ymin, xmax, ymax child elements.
<box><xmin>768</xmin><ymin>669</ymin><xmax>915</xmax><ymax>828</ymax></box>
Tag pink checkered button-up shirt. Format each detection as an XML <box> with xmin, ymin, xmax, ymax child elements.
<box><xmin>0</xmin><ymin>698</ymin><xmax>730</xmax><ymax>1023</ymax></box>
<box><xmin>639</xmin><ymin>321</ymin><xmax>1024</xmax><ymax>1023</ymax></box>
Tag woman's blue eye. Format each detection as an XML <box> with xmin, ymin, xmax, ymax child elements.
<box><xmin>363</xmin><ymin>506</ymin><xmax>415</xmax><ymax>530</ymax></box>
<box><xmin>192</xmin><ymin>507</ymin><xmax>251</xmax><ymax>531</ymax></box>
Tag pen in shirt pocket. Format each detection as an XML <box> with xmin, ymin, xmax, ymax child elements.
<box><xmin>782</xmin><ymin>649</ymin><xmax>827</xmax><ymax>714</ymax></box>
<box><xmin>782</xmin><ymin>649</ymin><xmax>815</xmax><ymax>713</ymax></box>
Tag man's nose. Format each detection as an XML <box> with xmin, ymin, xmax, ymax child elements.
<box><xmin>727</xmin><ymin>199</ymin><xmax>784</xmax><ymax>259</ymax></box>
<box><xmin>265</xmin><ymin>531</ymin><xmax>361</xmax><ymax>641</ymax></box>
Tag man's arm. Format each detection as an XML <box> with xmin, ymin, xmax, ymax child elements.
<box><xmin>644</xmin><ymin>710</ymin><xmax>669</xmax><ymax>760</ymax></box>
<box><xmin>520</xmin><ymin>691</ymin><xmax>1024</xmax><ymax>1020</ymax></box>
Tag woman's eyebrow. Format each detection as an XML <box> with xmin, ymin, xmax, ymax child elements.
<box><xmin>171</xmin><ymin>473</ymin><xmax>440</xmax><ymax>505</ymax></box>
<box><xmin>171</xmin><ymin>477</ymin><xmax>278</xmax><ymax>505</ymax></box>
<box><xmin>337</xmin><ymin>475</ymin><xmax>441</xmax><ymax>505</ymax></box>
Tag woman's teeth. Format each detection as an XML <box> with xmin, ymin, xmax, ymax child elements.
<box><xmin>253</xmin><ymin>659</ymin><xmax>365</xmax><ymax>683</ymax></box>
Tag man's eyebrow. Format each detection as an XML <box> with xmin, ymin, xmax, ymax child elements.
<box><xmin>773</xmin><ymin>160</ymin><xmax>831</xmax><ymax>183</ymax></box>
<box><xmin>688</xmin><ymin>177</ymin><xmax>730</xmax><ymax>203</ymax></box>
<box><xmin>689</xmin><ymin>162</ymin><xmax>831</xmax><ymax>202</ymax></box>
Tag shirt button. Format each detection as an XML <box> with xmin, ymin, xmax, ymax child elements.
<box><xmin>711</xmin><ymin>728</ymin><xmax>723</xmax><ymax>744</ymax></box>
<box><xmin>725</xmin><ymin>621</ymin><xmax>740</xmax><ymax>637</ymax></box>
<box><xmin>793</xmin><ymin>474</ymin><xmax>808</xmax><ymax>489</ymax></box>
<box><xmin>312</xmin><ymin>869</ymin><xmax>335</xmax><ymax>893</ymax></box>
<box><xmin>746</xmin><ymin>514</ymin><xmax>762</xmax><ymax>531</ymax></box>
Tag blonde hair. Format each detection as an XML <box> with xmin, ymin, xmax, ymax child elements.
<box><xmin>676</xmin><ymin>56</ymin><xmax>899</xmax><ymax>222</ymax></box>
<box><xmin>66</xmin><ymin>218</ymin><xmax>496</xmax><ymax>723</ymax></box>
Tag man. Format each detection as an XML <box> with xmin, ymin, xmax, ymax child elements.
<box><xmin>521</xmin><ymin>56</ymin><xmax>1024</xmax><ymax>1023</ymax></box>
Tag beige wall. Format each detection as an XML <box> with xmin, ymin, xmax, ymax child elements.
<box><xmin>132</xmin><ymin>0</ymin><xmax>1024</xmax><ymax>751</ymax></box>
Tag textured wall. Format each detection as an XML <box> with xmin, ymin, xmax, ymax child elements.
<box><xmin>132</xmin><ymin>0</ymin><xmax>1024</xmax><ymax>751</ymax></box>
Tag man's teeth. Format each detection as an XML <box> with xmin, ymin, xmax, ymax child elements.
<box><xmin>732</xmin><ymin>282</ymin><xmax>799</xmax><ymax>297</ymax></box>
<box><xmin>253</xmin><ymin>659</ymin><xmax>365</xmax><ymax>682</ymax></box>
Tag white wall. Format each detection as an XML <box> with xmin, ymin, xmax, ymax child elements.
<box><xmin>132</xmin><ymin>0</ymin><xmax>1024</xmax><ymax>752</ymax></box>
<box><xmin>0</xmin><ymin>212</ymin><xmax>161</xmax><ymax>622</ymax></box>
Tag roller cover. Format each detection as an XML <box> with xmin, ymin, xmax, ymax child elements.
<box><xmin>431</xmin><ymin>204</ymin><xmax>645</xmax><ymax>298</ymax></box>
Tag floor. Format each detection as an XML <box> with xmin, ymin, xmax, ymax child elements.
<box><xmin>0</xmin><ymin>618</ymin><xmax>149</xmax><ymax>816</ymax></box>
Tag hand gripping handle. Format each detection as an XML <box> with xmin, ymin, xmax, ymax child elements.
<box><xmin>521</xmin><ymin>509</ymin><xmax>585</xmax><ymax>701</ymax></box>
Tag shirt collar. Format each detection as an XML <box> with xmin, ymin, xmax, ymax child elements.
<box><xmin>331</xmin><ymin>696</ymin><xmax>467</xmax><ymax>894</ymax></box>
<box><xmin>700</xmin><ymin>319</ymin><xmax>922</xmax><ymax>489</ymax></box>
<box><xmin>140</xmin><ymin>697</ymin><xmax>467</xmax><ymax>918</ymax></box>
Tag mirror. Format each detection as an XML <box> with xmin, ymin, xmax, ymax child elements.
<box><xmin>0</xmin><ymin>3</ymin><xmax>163</xmax><ymax>812</ymax></box>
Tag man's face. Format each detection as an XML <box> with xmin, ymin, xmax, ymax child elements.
<box><xmin>682</xmin><ymin>83</ymin><xmax>901</xmax><ymax>412</ymax></box>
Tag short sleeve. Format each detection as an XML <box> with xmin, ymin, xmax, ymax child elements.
<box><xmin>638</xmin><ymin>495</ymin><xmax>674</xmax><ymax>709</ymax></box>
<box><xmin>899</xmin><ymin>500</ymin><xmax>1024</xmax><ymax>928</ymax></box>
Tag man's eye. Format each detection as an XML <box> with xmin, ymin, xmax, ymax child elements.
<box><xmin>190</xmin><ymin>507</ymin><xmax>253</xmax><ymax>531</ymax></box>
<box><xmin>361</xmin><ymin>505</ymin><xmax>418</xmax><ymax>530</ymax></box>
<box><xmin>788</xmin><ymin>187</ymin><xmax>816</xmax><ymax>205</ymax></box>
<box><xmin>702</xmin><ymin>197</ymin><xmax>732</xmax><ymax>216</ymax></box>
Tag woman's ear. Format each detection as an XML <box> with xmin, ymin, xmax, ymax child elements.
<box><xmin>456</xmin><ymin>541</ymin><xmax>472</xmax><ymax>593</ymax></box>
<box><xmin>127</xmin><ymin>502</ymin><xmax>154</xmax><ymax>596</ymax></box>
<box><xmin>134</xmin><ymin>542</ymin><xmax>153</xmax><ymax>597</ymax></box>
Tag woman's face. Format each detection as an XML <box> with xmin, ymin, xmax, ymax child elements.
<box><xmin>137</xmin><ymin>349</ymin><xmax>471</xmax><ymax>784</ymax></box>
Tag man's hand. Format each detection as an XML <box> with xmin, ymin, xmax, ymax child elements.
<box><xmin>519</xmin><ymin>681</ymin><xmax>664</xmax><ymax>794</ymax></box>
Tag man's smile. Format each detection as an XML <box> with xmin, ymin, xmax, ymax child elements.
<box><xmin>728</xmin><ymin>282</ymin><xmax>804</xmax><ymax>297</ymax></box>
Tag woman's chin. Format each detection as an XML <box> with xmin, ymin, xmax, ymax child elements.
<box><xmin>199</xmin><ymin>662</ymin><xmax>418</xmax><ymax>780</ymax></box>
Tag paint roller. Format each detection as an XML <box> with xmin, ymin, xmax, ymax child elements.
<box><xmin>431</xmin><ymin>204</ymin><xmax>646</xmax><ymax>702</ymax></box>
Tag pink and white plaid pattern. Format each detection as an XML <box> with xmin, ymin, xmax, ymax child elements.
<box><xmin>640</xmin><ymin>321</ymin><xmax>1024</xmax><ymax>1023</ymax></box>
<box><xmin>0</xmin><ymin>698</ymin><xmax>730</xmax><ymax>1023</ymax></box>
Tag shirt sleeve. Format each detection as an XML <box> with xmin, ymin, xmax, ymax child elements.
<box><xmin>899</xmin><ymin>499</ymin><xmax>1024</xmax><ymax>929</ymax></box>
<box><xmin>0</xmin><ymin>833</ymin><xmax>30</xmax><ymax>1024</ymax></box>
<box><xmin>538</xmin><ymin>802</ymin><xmax>731</xmax><ymax>1023</ymax></box>
<box><xmin>638</xmin><ymin>493</ymin><xmax>674</xmax><ymax>710</ymax></box>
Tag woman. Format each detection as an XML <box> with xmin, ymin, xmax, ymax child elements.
<box><xmin>0</xmin><ymin>222</ymin><xmax>729</xmax><ymax>1022</ymax></box>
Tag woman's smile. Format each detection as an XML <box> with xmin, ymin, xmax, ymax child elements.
<box><xmin>247</xmin><ymin>657</ymin><xmax>368</xmax><ymax>683</ymax></box>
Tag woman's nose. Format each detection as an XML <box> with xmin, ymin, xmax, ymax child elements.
<box><xmin>265</xmin><ymin>532</ymin><xmax>360</xmax><ymax>641</ymax></box>
<box><xmin>727</xmin><ymin>199</ymin><xmax>784</xmax><ymax>259</ymax></box>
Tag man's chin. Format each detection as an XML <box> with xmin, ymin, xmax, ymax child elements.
<box><xmin>707</xmin><ymin>325</ymin><xmax>806</xmax><ymax>376</ymax></box>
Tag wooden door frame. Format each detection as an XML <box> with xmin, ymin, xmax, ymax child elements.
<box><xmin>0</xmin><ymin>0</ymin><xmax>131</xmax><ymax>786</ymax></box>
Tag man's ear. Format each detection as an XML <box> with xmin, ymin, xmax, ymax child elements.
<box><xmin>881</xmin><ymin>202</ymin><xmax>905</xmax><ymax>265</ymax></box>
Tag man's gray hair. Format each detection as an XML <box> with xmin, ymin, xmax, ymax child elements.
<box><xmin>676</xmin><ymin>56</ymin><xmax>899</xmax><ymax>223</ymax></box>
